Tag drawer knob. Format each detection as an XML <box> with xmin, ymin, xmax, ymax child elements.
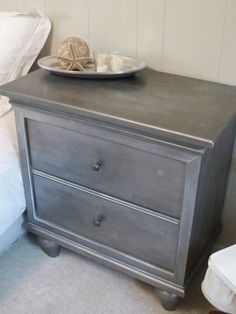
<box><xmin>93</xmin><ymin>215</ymin><xmax>104</xmax><ymax>227</ymax></box>
<box><xmin>91</xmin><ymin>160</ymin><xmax>103</xmax><ymax>171</ymax></box>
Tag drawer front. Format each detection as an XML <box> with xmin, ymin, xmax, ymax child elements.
<box><xmin>33</xmin><ymin>175</ymin><xmax>179</xmax><ymax>271</ymax></box>
<box><xmin>28</xmin><ymin>119</ymin><xmax>188</xmax><ymax>218</ymax></box>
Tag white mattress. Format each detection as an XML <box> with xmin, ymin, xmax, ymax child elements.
<box><xmin>0</xmin><ymin>107</ymin><xmax>25</xmax><ymax>235</ymax></box>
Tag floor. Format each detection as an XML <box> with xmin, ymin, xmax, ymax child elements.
<box><xmin>0</xmin><ymin>235</ymin><xmax>212</xmax><ymax>314</ymax></box>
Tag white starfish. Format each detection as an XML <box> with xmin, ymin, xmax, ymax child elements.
<box><xmin>58</xmin><ymin>43</ymin><xmax>94</xmax><ymax>72</ymax></box>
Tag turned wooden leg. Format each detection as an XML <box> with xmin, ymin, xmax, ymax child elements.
<box><xmin>155</xmin><ymin>288</ymin><xmax>180</xmax><ymax>311</ymax></box>
<box><xmin>37</xmin><ymin>237</ymin><xmax>60</xmax><ymax>257</ymax></box>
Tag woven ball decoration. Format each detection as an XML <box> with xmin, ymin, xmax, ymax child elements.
<box><xmin>57</xmin><ymin>37</ymin><xmax>90</xmax><ymax>70</ymax></box>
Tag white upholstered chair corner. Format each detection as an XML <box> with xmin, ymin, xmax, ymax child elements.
<box><xmin>202</xmin><ymin>245</ymin><xmax>236</xmax><ymax>314</ymax></box>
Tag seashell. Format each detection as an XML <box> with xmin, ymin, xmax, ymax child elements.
<box><xmin>96</xmin><ymin>53</ymin><xmax>110</xmax><ymax>72</ymax></box>
<box><xmin>95</xmin><ymin>53</ymin><xmax>124</xmax><ymax>72</ymax></box>
<box><xmin>57</xmin><ymin>37</ymin><xmax>90</xmax><ymax>70</ymax></box>
<box><xmin>110</xmin><ymin>55</ymin><xmax>124</xmax><ymax>72</ymax></box>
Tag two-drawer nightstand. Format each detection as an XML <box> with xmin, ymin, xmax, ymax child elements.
<box><xmin>1</xmin><ymin>68</ymin><xmax>236</xmax><ymax>310</ymax></box>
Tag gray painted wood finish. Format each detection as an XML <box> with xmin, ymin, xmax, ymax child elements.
<box><xmin>37</xmin><ymin>237</ymin><xmax>60</xmax><ymax>257</ymax></box>
<box><xmin>34</xmin><ymin>174</ymin><xmax>179</xmax><ymax>271</ymax></box>
<box><xmin>1</xmin><ymin>69</ymin><xmax>236</xmax><ymax>310</ymax></box>
<box><xmin>155</xmin><ymin>288</ymin><xmax>180</xmax><ymax>311</ymax></box>
<box><xmin>1</xmin><ymin>68</ymin><xmax>236</xmax><ymax>148</ymax></box>
<box><xmin>27</xmin><ymin>118</ymin><xmax>188</xmax><ymax>218</ymax></box>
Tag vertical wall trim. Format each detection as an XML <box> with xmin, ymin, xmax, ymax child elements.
<box><xmin>44</xmin><ymin>0</ymin><xmax>47</xmax><ymax>16</ymax></box>
<box><xmin>87</xmin><ymin>0</ymin><xmax>91</xmax><ymax>47</ymax></box>
<box><xmin>217</xmin><ymin>0</ymin><xmax>230</xmax><ymax>82</ymax></box>
<box><xmin>136</xmin><ymin>0</ymin><xmax>139</xmax><ymax>59</ymax></box>
<box><xmin>161</xmin><ymin>0</ymin><xmax>167</xmax><ymax>72</ymax></box>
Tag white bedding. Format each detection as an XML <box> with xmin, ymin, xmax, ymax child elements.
<box><xmin>0</xmin><ymin>9</ymin><xmax>50</xmax><ymax>241</ymax></box>
<box><xmin>0</xmin><ymin>107</ymin><xmax>25</xmax><ymax>235</ymax></box>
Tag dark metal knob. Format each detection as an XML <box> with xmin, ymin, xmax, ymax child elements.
<box><xmin>93</xmin><ymin>215</ymin><xmax>104</xmax><ymax>227</ymax></box>
<box><xmin>91</xmin><ymin>160</ymin><xmax>103</xmax><ymax>171</ymax></box>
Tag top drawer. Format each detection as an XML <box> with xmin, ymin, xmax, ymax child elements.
<box><xmin>27</xmin><ymin>117</ymin><xmax>198</xmax><ymax>218</ymax></box>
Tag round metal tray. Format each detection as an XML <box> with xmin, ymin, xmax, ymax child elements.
<box><xmin>38</xmin><ymin>56</ymin><xmax>146</xmax><ymax>79</ymax></box>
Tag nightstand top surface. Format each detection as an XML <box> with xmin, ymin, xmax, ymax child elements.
<box><xmin>1</xmin><ymin>68</ymin><xmax>236</xmax><ymax>148</ymax></box>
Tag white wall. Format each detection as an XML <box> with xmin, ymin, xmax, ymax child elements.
<box><xmin>1</xmin><ymin>0</ymin><xmax>236</xmax><ymax>246</ymax></box>
<box><xmin>1</xmin><ymin>0</ymin><xmax>236</xmax><ymax>86</ymax></box>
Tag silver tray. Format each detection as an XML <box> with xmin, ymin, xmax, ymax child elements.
<box><xmin>38</xmin><ymin>56</ymin><xmax>146</xmax><ymax>79</ymax></box>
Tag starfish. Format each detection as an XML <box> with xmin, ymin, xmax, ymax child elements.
<box><xmin>57</xmin><ymin>43</ymin><xmax>94</xmax><ymax>72</ymax></box>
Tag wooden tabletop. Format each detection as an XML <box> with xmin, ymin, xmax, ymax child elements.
<box><xmin>1</xmin><ymin>68</ymin><xmax>236</xmax><ymax>148</ymax></box>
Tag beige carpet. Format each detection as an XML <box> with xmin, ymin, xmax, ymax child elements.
<box><xmin>0</xmin><ymin>235</ymin><xmax>212</xmax><ymax>314</ymax></box>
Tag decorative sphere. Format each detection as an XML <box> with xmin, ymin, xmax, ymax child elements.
<box><xmin>57</xmin><ymin>37</ymin><xmax>90</xmax><ymax>69</ymax></box>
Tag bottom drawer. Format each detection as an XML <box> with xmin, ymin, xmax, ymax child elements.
<box><xmin>33</xmin><ymin>175</ymin><xmax>179</xmax><ymax>271</ymax></box>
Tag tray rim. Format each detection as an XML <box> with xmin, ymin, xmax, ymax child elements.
<box><xmin>37</xmin><ymin>55</ymin><xmax>146</xmax><ymax>78</ymax></box>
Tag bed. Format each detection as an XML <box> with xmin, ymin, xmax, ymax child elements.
<box><xmin>0</xmin><ymin>9</ymin><xmax>51</xmax><ymax>255</ymax></box>
<box><xmin>0</xmin><ymin>98</ymin><xmax>25</xmax><ymax>254</ymax></box>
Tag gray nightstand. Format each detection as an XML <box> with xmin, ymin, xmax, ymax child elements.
<box><xmin>1</xmin><ymin>68</ymin><xmax>236</xmax><ymax>310</ymax></box>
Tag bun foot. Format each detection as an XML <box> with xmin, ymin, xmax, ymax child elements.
<box><xmin>37</xmin><ymin>237</ymin><xmax>60</xmax><ymax>257</ymax></box>
<box><xmin>155</xmin><ymin>288</ymin><xmax>179</xmax><ymax>311</ymax></box>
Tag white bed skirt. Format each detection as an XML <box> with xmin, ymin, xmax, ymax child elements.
<box><xmin>0</xmin><ymin>214</ymin><xmax>26</xmax><ymax>256</ymax></box>
<box><xmin>0</xmin><ymin>107</ymin><xmax>26</xmax><ymax>253</ymax></box>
